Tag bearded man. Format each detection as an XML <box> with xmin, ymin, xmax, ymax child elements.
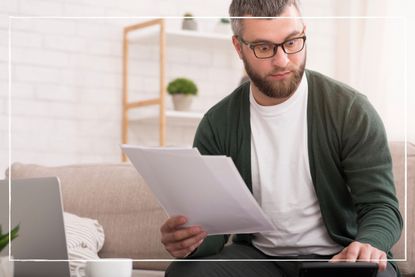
<box><xmin>160</xmin><ymin>1</ymin><xmax>403</xmax><ymax>276</ymax></box>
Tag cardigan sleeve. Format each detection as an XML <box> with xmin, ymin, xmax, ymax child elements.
<box><xmin>186</xmin><ymin>114</ymin><xmax>229</xmax><ymax>258</ymax></box>
<box><xmin>340</xmin><ymin>94</ymin><xmax>403</xmax><ymax>252</ymax></box>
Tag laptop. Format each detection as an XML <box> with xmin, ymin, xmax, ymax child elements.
<box><xmin>0</xmin><ymin>177</ymin><xmax>71</xmax><ymax>277</ymax></box>
<box><xmin>299</xmin><ymin>261</ymin><xmax>378</xmax><ymax>277</ymax></box>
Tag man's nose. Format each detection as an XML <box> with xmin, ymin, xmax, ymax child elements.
<box><xmin>270</xmin><ymin>47</ymin><xmax>289</xmax><ymax>68</ymax></box>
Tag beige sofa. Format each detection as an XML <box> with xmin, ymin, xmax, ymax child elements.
<box><xmin>6</xmin><ymin>142</ymin><xmax>414</xmax><ymax>277</ymax></box>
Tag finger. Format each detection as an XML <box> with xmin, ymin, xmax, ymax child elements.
<box><xmin>345</xmin><ymin>242</ymin><xmax>361</xmax><ymax>262</ymax></box>
<box><xmin>371</xmin><ymin>251</ymin><xmax>387</xmax><ymax>272</ymax></box>
<box><xmin>356</xmin><ymin>243</ymin><xmax>371</xmax><ymax>262</ymax></box>
<box><xmin>195</xmin><ymin>237</ymin><xmax>205</xmax><ymax>247</ymax></box>
<box><xmin>369</xmin><ymin>250</ymin><xmax>382</xmax><ymax>264</ymax></box>
<box><xmin>171</xmin><ymin>248</ymin><xmax>194</xmax><ymax>258</ymax></box>
<box><xmin>160</xmin><ymin>216</ymin><xmax>187</xmax><ymax>233</ymax></box>
<box><xmin>378</xmin><ymin>252</ymin><xmax>387</xmax><ymax>272</ymax></box>
<box><xmin>170</xmin><ymin>238</ymin><xmax>205</xmax><ymax>258</ymax></box>
<box><xmin>183</xmin><ymin>238</ymin><xmax>206</xmax><ymax>258</ymax></box>
<box><xmin>329</xmin><ymin>249</ymin><xmax>347</xmax><ymax>263</ymax></box>
<box><xmin>329</xmin><ymin>253</ymin><xmax>341</xmax><ymax>263</ymax></box>
<box><xmin>165</xmin><ymin>231</ymin><xmax>207</xmax><ymax>252</ymax></box>
<box><xmin>162</xmin><ymin>225</ymin><xmax>204</xmax><ymax>244</ymax></box>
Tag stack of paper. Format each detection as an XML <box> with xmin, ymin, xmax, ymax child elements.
<box><xmin>122</xmin><ymin>145</ymin><xmax>276</xmax><ymax>235</ymax></box>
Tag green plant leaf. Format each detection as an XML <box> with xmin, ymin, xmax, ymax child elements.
<box><xmin>220</xmin><ymin>18</ymin><xmax>230</xmax><ymax>24</ymax></box>
<box><xmin>0</xmin><ymin>236</ymin><xmax>8</xmax><ymax>252</ymax></box>
<box><xmin>0</xmin><ymin>224</ymin><xmax>19</xmax><ymax>253</ymax></box>
<box><xmin>10</xmin><ymin>225</ymin><xmax>19</xmax><ymax>241</ymax></box>
<box><xmin>167</xmin><ymin>78</ymin><xmax>198</xmax><ymax>96</ymax></box>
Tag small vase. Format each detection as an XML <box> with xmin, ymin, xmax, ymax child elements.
<box><xmin>182</xmin><ymin>19</ymin><xmax>197</xmax><ymax>31</ymax></box>
<box><xmin>172</xmin><ymin>94</ymin><xmax>193</xmax><ymax>111</ymax></box>
<box><xmin>0</xmin><ymin>256</ymin><xmax>14</xmax><ymax>277</ymax></box>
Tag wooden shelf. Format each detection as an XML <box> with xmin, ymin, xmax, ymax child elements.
<box><xmin>127</xmin><ymin>25</ymin><xmax>233</xmax><ymax>43</ymax></box>
<box><xmin>129</xmin><ymin>109</ymin><xmax>203</xmax><ymax>120</ymax></box>
<box><xmin>165</xmin><ymin>110</ymin><xmax>204</xmax><ymax>119</ymax></box>
<box><xmin>129</xmin><ymin>110</ymin><xmax>203</xmax><ymax>127</ymax></box>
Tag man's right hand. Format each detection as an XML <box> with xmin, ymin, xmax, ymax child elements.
<box><xmin>160</xmin><ymin>216</ymin><xmax>208</xmax><ymax>258</ymax></box>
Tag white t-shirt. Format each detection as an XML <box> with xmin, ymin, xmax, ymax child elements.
<box><xmin>250</xmin><ymin>76</ymin><xmax>342</xmax><ymax>256</ymax></box>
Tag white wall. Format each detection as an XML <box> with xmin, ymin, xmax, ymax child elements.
<box><xmin>333</xmin><ymin>0</ymin><xmax>409</xmax><ymax>143</ymax></box>
<box><xmin>0</xmin><ymin>0</ymin><xmax>242</xmax><ymax>176</ymax></box>
<box><xmin>0</xmin><ymin>0</ymin><xmax>412</xmax><ymax>177</ymax></box>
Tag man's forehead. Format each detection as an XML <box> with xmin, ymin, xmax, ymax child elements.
<box><xmin>240</xmin><ymin>17</ymin><xmax>304</xmax><ymax>41</ymax></box>
<box><xmin>238</xmin><ymin>3</ymin><xmax>302</xmax><ymax>32</ymax></box>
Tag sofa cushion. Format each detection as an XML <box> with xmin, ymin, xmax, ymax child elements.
<box><xmin>6</xmin><ymin>163</ymin><xmax>171</xmax><ymax>271</ymax></box>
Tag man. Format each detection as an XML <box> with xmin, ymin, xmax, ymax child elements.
<box><xmin>161</xmin><ymin>1</ymin><xmax>403</xmax><ymax>276</ymax></box>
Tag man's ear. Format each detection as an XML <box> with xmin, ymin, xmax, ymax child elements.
<box><xmin>232</xmin><ymin>35</ymin><xmax>243</xmax><ymax>59</ymax></box>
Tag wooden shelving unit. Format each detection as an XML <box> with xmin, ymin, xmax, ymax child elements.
<box><xmin>121</xmin><ymin>18</ymin><xmax>233</xmax><ymax>161</ymax></box>
<box><xmin>122</xmin><ymin>19</ymin><xmax>165</xmax><ymax>161</ymax></box>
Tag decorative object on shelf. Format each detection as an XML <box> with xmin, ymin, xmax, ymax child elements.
<box><xmin>182</xmin><ymin>13</ymin><xmax>198</xmax><ymax>31</ymax></box>
<box><xmin>167</xmin><ymin>78</ymin><xmax>198</xmax><ymax>111</ymax></box>
<box><xmin>0</xmin><ymin>225</ymin><xmax>19</xmax><ymax>277</ymax></box>
<box><xmin>214</xmin><ymin>17</ymin><xmax>232</xmax><ymax>34</ymax></box>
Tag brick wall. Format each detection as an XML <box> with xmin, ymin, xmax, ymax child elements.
<box><xmin>0</xmin><ymin>0</ymin><xmax>339</xmax><ymax>176</ymax></box>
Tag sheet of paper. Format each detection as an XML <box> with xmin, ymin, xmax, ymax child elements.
<box><xmin>122</xmin><ymin>144</ymin><xmax>276</xmax><ymax>235</ymax></box>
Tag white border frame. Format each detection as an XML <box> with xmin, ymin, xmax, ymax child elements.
<box><xmin>7</xmin><ymin>15</ymin><xmax>408</xmax><ymax>263</ymax></box>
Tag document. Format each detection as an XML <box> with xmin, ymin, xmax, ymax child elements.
<box><xmin>122</xmin><ymin>145</ymin><xmax>276</xmax><ymax>235</ymax></box>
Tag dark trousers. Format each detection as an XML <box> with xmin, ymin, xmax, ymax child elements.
<box><xmin>165</xmin><ymin>243</ymin><xmax>397</xmax><ymax>277</ymax></box>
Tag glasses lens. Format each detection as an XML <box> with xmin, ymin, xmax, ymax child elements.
<box><xmin>253</xmin><ymin>43</ymin><xmax>275</xmax><ymax>58</ymax></box>
<box><xmin>283</xmin><ymin>38</ymin><xmax>304</xmax><ymax>54</ymax></box>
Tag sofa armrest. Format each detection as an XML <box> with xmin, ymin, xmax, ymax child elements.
<box><xmin>389</xmin><ymin>142</ymin><xmax>415</xmax><ymax>275</ymax></box>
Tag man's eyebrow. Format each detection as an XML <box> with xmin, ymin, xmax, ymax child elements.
<box><xmin>249</xmin><ymin>29</ymin><xmax>303</xmax><ymax>44</ymax></box>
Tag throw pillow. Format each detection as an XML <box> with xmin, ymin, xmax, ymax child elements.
<box><xmin>64</xmin><ymin>212</ymin><xmax>105</xmax><ymax>277</ymax></box>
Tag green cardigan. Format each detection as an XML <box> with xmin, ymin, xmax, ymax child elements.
<box><xmin>189</xmin><ymin>69</ymin><xmax>403</xmax><ymax>260</ymax></box>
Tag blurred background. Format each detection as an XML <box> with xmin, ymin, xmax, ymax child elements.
<box><xmin>0</xmin><ymin>0</ymin><xmax>414</xmax><ymax>176</ymax></box>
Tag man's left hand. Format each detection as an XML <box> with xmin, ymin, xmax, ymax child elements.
<box><xmin>329</xmin><ymin>241</ymin><xmax>387</xmax><ymax>271</ymax></box>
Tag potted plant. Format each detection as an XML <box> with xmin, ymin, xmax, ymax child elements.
<box><xmin>167</xmin><ymin>78</ymin><xmax>198</xmax><ymax>111</ymax></box>
<box><xmin>214</xmin><ymin>17</ymin><xmax>231</xmax><ymax>34</ymax></box>
<box><xmin>0</xmin><ymin>225</ymin><xmax>19</xmax><ymax>277</ymax></box>
<box><xmin>182</xmin><ymin>12</ymin><xmax>197</xmax><ymax>31</ymax></box>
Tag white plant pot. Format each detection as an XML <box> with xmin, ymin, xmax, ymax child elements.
<box><xmin>182</xmin><ymin>19</ymin><xmax>197</xmax><ymax>31</ymax></box>
<box><xmin>0</xmin><ymin>256</ymin><xmax>14</xmax><ymax>277</ymax></box>
<box><xmin>172</xmin><ymin>94</ymin><xmax>193</xmax><ymax>111</ymax></box>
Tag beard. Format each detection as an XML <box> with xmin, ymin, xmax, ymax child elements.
<box><xmin>242</xmin><ymin>53</ymin><xmax>306</xmax><ymax>99</ymax></box>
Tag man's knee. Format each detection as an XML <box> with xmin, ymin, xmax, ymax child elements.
<box><xmin>165</xmin><ymin>260</ymin><xmax>284</xmax><ymax>277</ymax></box>
<box><xmin>165</xmin><ymin>261</ymin><xmax>214</xmax><ymax>277</ymax></box>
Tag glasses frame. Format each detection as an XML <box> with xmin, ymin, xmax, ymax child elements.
<box><xmin>237</xmin><ymin>34</ymin><xmax>307</xmax><ymax>59</ymax></box>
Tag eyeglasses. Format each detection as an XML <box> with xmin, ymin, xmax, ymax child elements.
<box><xmin>238</xmin><ymin>34</ymin><xmax>306</xmax><ymax>59</ymax></box>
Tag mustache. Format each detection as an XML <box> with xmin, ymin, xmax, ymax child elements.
<box><xmin>268</xmin><ymin>66</ymin><xmax>293</xmax><ymax>76</ymax></box>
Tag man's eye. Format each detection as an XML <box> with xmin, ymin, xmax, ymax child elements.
<box><xmin>284</xmin><ymin>39</ymin><xmax>298</xmax><ymax>48</ymax></box>
<box><xmin>255</xmin><ymin>44</ymin><xmax>272</xmax><ymax>52</ymax></box>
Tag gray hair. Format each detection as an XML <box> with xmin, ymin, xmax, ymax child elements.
<box><xmin>229</xmin><ymin>0</ymin><xmax>301</xmax><ymax>36</ymax></box>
